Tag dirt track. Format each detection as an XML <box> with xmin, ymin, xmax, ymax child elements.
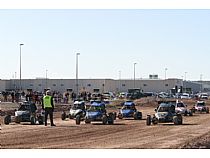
<box><xmin>1</xmin><ymin>100</ymin><xmax>210</xmax><ymax>149</ymax></box>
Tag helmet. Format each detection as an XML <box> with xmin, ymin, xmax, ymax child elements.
<box><xmin>46</xmin><ymin>90</ymin><xmax>51</xmax><ymax>95</ymax></box>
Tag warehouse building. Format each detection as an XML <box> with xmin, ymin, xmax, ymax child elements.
<box><xmin>1</xmin><ymin>78</ymin><xmax>209</xmax><ymax>94</ymax></box>
<box><xmin>0</xmin><ymin>78</ymin><xmax>184</xmax><ymax>94</ymax></box>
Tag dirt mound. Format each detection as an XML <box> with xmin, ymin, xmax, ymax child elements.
<box><xmin>178</xmin><ymin>132</ymin><xmax>210</xmax><ymax>149</ymax></box>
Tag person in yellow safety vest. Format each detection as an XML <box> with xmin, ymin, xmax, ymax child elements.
<box><xmin>42</xmin><ymin>90</ymin><xmax>56</xmax><ymax>126</ymax></box>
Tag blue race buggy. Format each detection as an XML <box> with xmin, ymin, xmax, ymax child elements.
<box><xmin>85</xmin><ymin>101</ymin><xmax>115</xmax><ymax>125</ymax></box>
<box><xmin>117</xmin><ymin>101</ymin><xmax>142</xmax><ymax>120</ymax></box>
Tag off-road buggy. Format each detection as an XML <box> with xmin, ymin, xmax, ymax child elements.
<box><xmin>175</xmin><ymin>100</ymin><xmax>193</xmax><ymax>116</ymax></box>
<box><xmin>117</xmin><ymin>101</ymin><xmax>142</xmax><ymax>120</ymax></box>
<box><xmin>192</xmin><ymin>101</ymin><xmax>209</xmax><ymax>113</ymax></box>
<box><xmin>4</xmin><ymin>101</ymin><xmax>44</xmax><ymax>125</ymax></box>
<box><xmin>85</xmin><ymin>101</ymin><xmax>115</xmax><ymax>125</ymax></box>
<box><xmin>61</xmin><ymin>100</ymin><xmax>86</xmax><ymax>125</ymax></box>
<box><xmin>146</xmin><ymin>101</ymin><xmax>183</xmax><ymax>126</ymax></box>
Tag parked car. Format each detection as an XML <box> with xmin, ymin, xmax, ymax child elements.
<box><xmin>180</xmin><ymin>93</ymin><xmax>191</xmax><ymax>99</ymax></box>
<box><xmin>175</xmin><ymin>100</ymin><xmax>193</xmax><ymax>116</ymax></box>
<box><xmin>85</xmin><ymin>102</ymin><xmax>115</xmax><ymax>125</ymax></box>
<box><xmin>146</xmin><ymin>101</ymin><xmax>183</xmax><ymax>126</ymax></box>
<box><xmin>192</xmin><ymin>101</ymin><xmax>209</xmax><ymax>113</ymax></box>
<box><xmin>117</xmin><ymin>101</ymin><xmax>142</xmax><ymax>120</ymax></box>
<box><xmin>61</xmin><ymin>100</ymin><xmax>86</xmax><ymax>125</ymax></box>
<box><xmin>200</xmin><ymin>93</ymin><xmax>209</xmax><ymax>100</ymax></box>
<box><xmin>4</xmin><ymin>101</ymin><xmax>44</xmax><ymax>125</ymax></box>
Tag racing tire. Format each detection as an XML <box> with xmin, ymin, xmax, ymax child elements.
<box><xmin>113</xmin><ymin>112</ymin><xmax>117</xmax><ymax>120</ymax></box>
<box><xmin>4</xmin><ymin>115</ymin><xmax>11</xmax><ymax>125</ymax></box>
<box><xmin>38</xmin><ymin>116</ymin><xmax>44</xmax><ymax>125</ymax></box>
<box><xmin>138</xmin><ymin>112</ymin><xmax>142</xmax><ymax>120</ymax></box>
<box><xmin>189</xmin><ymin>110</ymin><xmax>193</xmax><ymax>116</ymax></box>
<box><xmin>102</xmin><ymin>115</ymin><xmax>108</xmax><ymax>125</ymax></box>
<box><xmin>30</xmin><ymin>116</ymin><xmax>36</xmax><ymax>125</ymax></box>
<box><xmin>118</xmin><ymin>113</ymin><xmax>123</xmax><ymax>119</ymax></box>
<box><xmin>85</xmin><ymin>118</ymin><xmax>91</xmax><ymax>124</ymax></box>
<box><xmin>76</xmin><ymin>115</ymin><xmax>81</xmax><ymax>125</ymax></box>
<box><xmin>108</xmin><ymin>116</ymin><xmax>114</xmax><ymax>125</ymax></box>
<box><xmin>134</xmin><ymin>112</ymin><xmax>138</xmax><ymax>120</ymax></box>
<box><xmin>206</xmin><ymin>108</ymin><xmax>209</xmax><ymax>114</ymax></box>
<box><xmin>173</xmin><ymin>116</ymin><xmax>179</xmax><ymax>125</ymax></box>
<box><xmin>184</xmin><ymin>111</ymin><xmax>188</xmax><ymax>116</ymax></box>
<box><xmin>15</xmin><ymin>116</ymin><xmax>21</xmax><ymax>124</ymax></box>
<box><xmin>146</xmin><ymin>115</ymin><xmax>151</xmax><ymax>126</ymax></box>
<box><xmin>61</xmin><ymin>112</ymin><xmax>66</xmax><ymax>120</ymax></box>
<box><xmin>152</xmin><ymin>116</ymin><xmax>158</xmax><ymax>125</ymax></box>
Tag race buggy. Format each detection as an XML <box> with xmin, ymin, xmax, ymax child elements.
<box><xmin>175</xmin><ymin>100</ymin><xmax>193</xmax><ymax>116</ymax></box>
<box><xmin>117</xmin><ymin>101</ymin><xmax>142</xmax><ymax>120</ymax></box>
<box><xmin>146</xmin><ymin>101</ymin><xmax>183</xmax><ymax>126</ymax></box>
<box><xmin>4</xmin><ymin>101</ymin><xmax>45</xmax><ymax>125</ymax></box>
<box><xmin>61</xmin><ymin>100</ymin><xmax>86</xmax><ymax>125</ymax></box>
<box><xmin>192</xmin><ymin>101</ymin><xmax>209</xmax><ymax>113</ymax></box>
<box><xmin>85</xmin><ymin>101</ymin><xmax>115</xmax><ymax>125</ymax></box>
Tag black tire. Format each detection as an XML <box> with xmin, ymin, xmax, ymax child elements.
<box><xmin>85</xmin><ymin>118</ymin><xmax>91</xmax><ymax>124</ymax></box>
<box><xmin>118</xmin><ymin>113</ymin><xmax>123</xmax><ymax>119</ymax></box>
<box><xmin>108</xmin><ymin>116</ymin><xmax>114</xmax><ymax>125</ymax></box>
<box><xmin>184</xmin><ymin>111</ymin><xmax>188</xmax><ymax>116</ymax></box>
<box><xmin>61</xmin><ymin>112</ymin><xmax>66</xmax><ymax>120</ymax></box>
<box><xmin>76</xmin><ymin>115</ymin><xmax>81</xmax><ymax>125</ymax></box>
<box><xmin>38</xmin><ymin>116</ymin><xmax>44</xmax><ymax>125</ymax></box>
<box><xmin>4</xmin><ymin>115</ymin><xmax>11</xmax><ymax>125</ymax></box>
<box><xmin>146</xmin><ymin>115</ymin><xmax>151</xmax><ymax>126</ymax></box>
<box><xmin>173</xmin><ymin>116</ymin><xmax>179</xmax><ymax>125</ymax></box>
<box><xmin>15</xmin><ymin>116</ymin><xmax>21</xmax><ymax>124</ymax></box>
<box><xmin>102</xmin><ymin>115</ymin><xmax>108</xmax><ymax>125</ymax></box>
<box><xmin>189</xmin><ymin>110</ymin><xmax>193</xmax><ymax>116</ymax></box>
<box><xmin>138</xmin><ymin>112</ymin><xmax>142</xmax><ymax>120</ymax></box>
<box><xmin>206</xmin><ymin>108</ymin><xmax>209</xmax><ymax>114</ymax></box>
<box><xmin>30</xmin><ymin>117</ymin><xmax>36</xmax><ymax>125</ymax></box>
<box><xmin>134</xmin><ymin>112</ymin><xmax>138</xmax><ymax>120</ymax></box>
<box><xmin>152</xmin><ymin>117</ymin><xmax>158</xmax><ymax>125</ymax></box>
<box><xmin>113</xmin><ymin>112</ymin><xmax>117</xmax><ymax>120</ymax></box>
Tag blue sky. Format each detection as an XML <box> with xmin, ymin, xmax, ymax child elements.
<box><xmin>0</xmin><ymin>9</ymin><xmax>210</xmax><ymax>80</ymax></box>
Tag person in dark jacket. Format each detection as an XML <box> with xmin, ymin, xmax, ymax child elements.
<box><xmin>42</xmin><ymin>90</ymin><xmax>56</xmax><ymax>126</ymax></box>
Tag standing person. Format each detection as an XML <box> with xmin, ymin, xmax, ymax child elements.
<box><xmin>42</xmin><ymin>90</ymin><xmax>56</xmax><ymax>126</ymax></box>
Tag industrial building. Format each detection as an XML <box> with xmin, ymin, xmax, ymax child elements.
<box><xmin>1</xmin><ymin>77</ymin><xmax>210</xmax><ymax>94</ymax></box>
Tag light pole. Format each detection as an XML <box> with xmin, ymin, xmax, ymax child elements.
<box><xmin>134</xmin><ymin>63</ymin><xmax>137</xmax><ymax>89</ymax></box>
<box><xmin>165</xmin><ymin>68</ymin><xmax>168</xmax><ymax>80</ymax></box>
<box><xmin>19</xmin><ymin>43</ymin><xmax>24</xmax><ymax>91</ymax></box>
<box><xmin>46</xmin><ymin>69</ymin><xmax>48</xmax><ymax>90</ymax></box>
<box><xmin>119</xmin><ymin>70</ymin><xmax>121</xmax><ymax>92</ymax></box>
<box><xmin>200</xmin><ymin>74</ymin><xmax>203</xmax><ymax>92</ymax></box>
<box><xmin>76</xmin><ymin>52</ymin><xmax>80</xmax><ymax>97</ymax></box>
<box><xmin>184</xmin><ymin>72</ymin><xmax>187</xmax><ymax>93</ymax></box>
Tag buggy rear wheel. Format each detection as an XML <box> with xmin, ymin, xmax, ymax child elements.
<box><xmin>4</xmin><ymin>115</ymin><xmax>11</xmax><ymax>125</ymax></box>
<box><xmin>15</xmin><ymin>116</ymin><xmax>21</xmax><ymax>124</ymax></box>
<box><xmin>173</xmin><ymin>116</ymin><xmax>179</xmax><ymax>125</ymax></box>
<box><xmin>85</xmin><ymin>118</ymin><xmax>91</xmax><ymax>124</ymax></box>
<box><xmin>38</xmin><ymin>116</ymin><xmax>44</xmax><ymax>125</ymax></box>
<box><xmin>206</xmin><ymin>108</ymin><xmax>209</xmax><ymax>114</ymax></box>
<box><xmin>102</xmin><ymin>115</ymin><xmax>108</xmax><ymax>125</ymax></box>
<box><xmin>30</xmin><ymin>116</ymin><xmax>36</xmax><ymax>125</ymax></box>
<box><xmin>76</xmin><ymin>115</ymin><xmax>81</xmax><ymax>125</ymax></box>
<box><xmin>146</xmin><ymin>115</ymin><xmax>151</xmax><ymax>126</ymax></box>
<box><xmin>189</xmin><ymin>110</ymin><xmax>193</xmax><ymax>116</ymax></box>
<box><xmin>118</xmin><ymin>113</ymin><xmax>123</xmax><ymax>119</ymax></box>
<box><xmin>108</xmin><ymin>115</ymin><xmax>114</xmax><ymax>125</ymax></box>
<box><xmin>61</xmin><ymin>112</ymin><xmax>66</xmax><ymax>120</ymax></box>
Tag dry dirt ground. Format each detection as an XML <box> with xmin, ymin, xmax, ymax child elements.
<box><xmin>1</xmin><ymin>98</ymin><xmax>210</xmax><ymax>149</ymax></box>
